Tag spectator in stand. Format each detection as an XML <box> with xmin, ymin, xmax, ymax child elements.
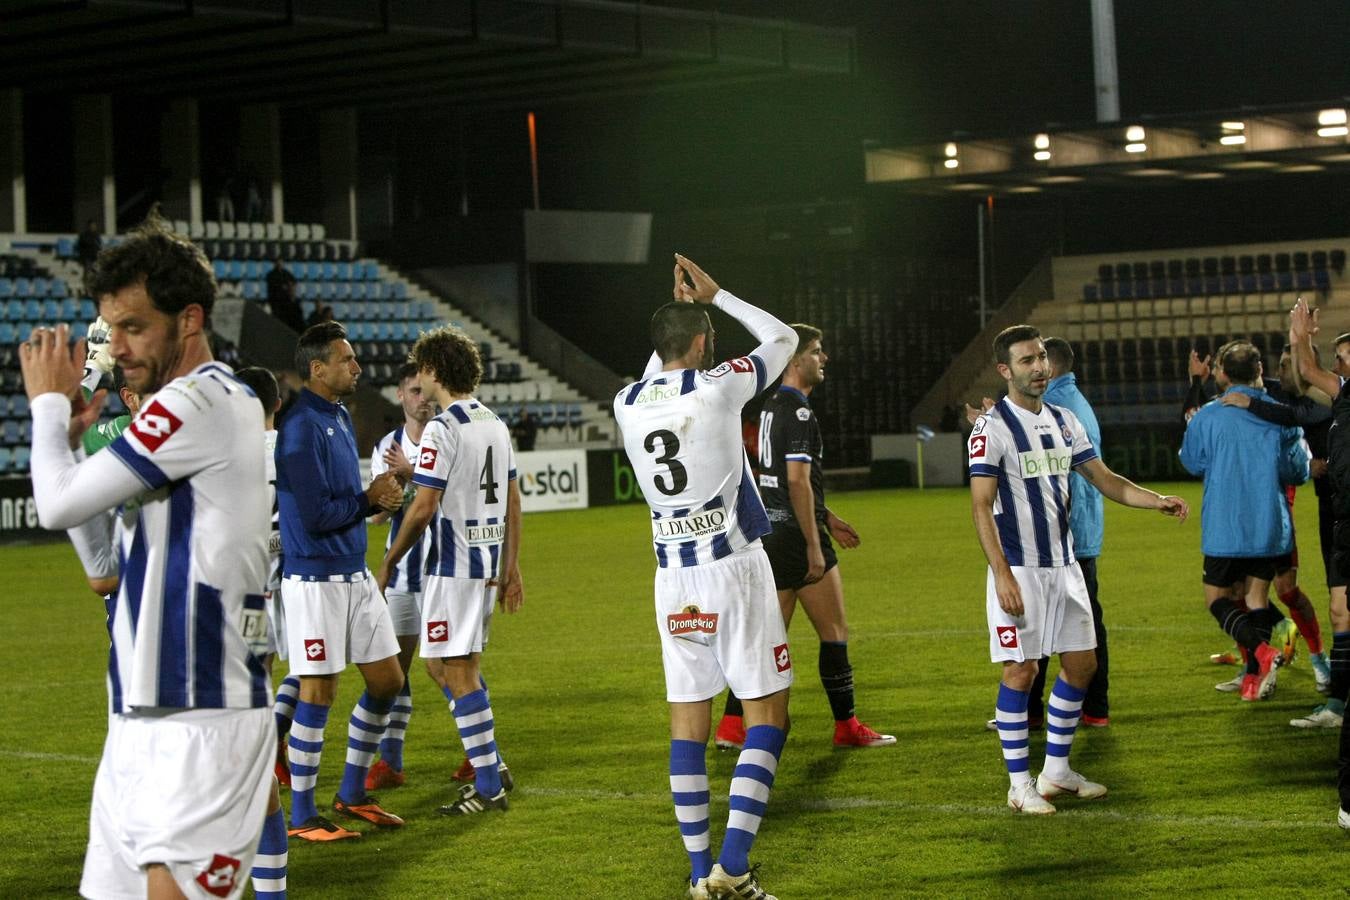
<box><xmin>511</xmin><ymin>410</ymin><xmax>539</xmax><ymax>452</ymax></box>
<box><xmin>76</xmin><ymin>219</ymin><xmax>102</xmax><ymax>277</ymax></box>
<box><xmin>267</xmin><ymin>258</ymin><xmax>304</xmax><ymax>333</ymax></box>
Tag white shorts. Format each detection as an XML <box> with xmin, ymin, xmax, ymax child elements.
<box><xmin>281</xmin><ymin>572</ymin><xmax>401</xmax><ymax>675</ymax></box>
<box><xmin>80</xmin><ymin>707</ymin><xmax>273</xmax><ymax>900</ymax></box>
<box><xmin>263</xmin><ymin>590</ymin><xmax>287</xmax><ymax>660</ymax></box>
<box><xmin>385</xmin><ymin>588</ymin><xmax>423</xmax><ymax>637</ymax></box>
<box><xmin>655</xmin><ymin>548</ymin><xmax>794</xmax><ymax>703</ymax></box>
<box><xmin>986</xmin><ymin>563</ymin><xmax>1097</xmax><ymax>662</ymax></box>
<box><xmin>419</xmin><ymin>575</ymin><xmax>495</xmax><ymax>658</ymax></box>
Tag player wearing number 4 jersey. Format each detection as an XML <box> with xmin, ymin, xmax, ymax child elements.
<box><xmin>971</xmin><ymin>325</ymin><xmax>1188</xmax><ymax>816</ymax></box>
<box><xmin>615</xmin><ymin>255</ymin><xmax>797</xmax><ymax>900</ymax></box>
<box><xmin>378</xmin><ymin>326</ymin><xmax>523</xmax><ymax>818</ymax></box>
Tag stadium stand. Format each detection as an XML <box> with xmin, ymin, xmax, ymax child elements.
<box><xmin>913</xmin><ymin>237</ymin><xmax>1349</xmax><ymax>429</ymax></box>
<box><xmin>2</xmin><ymin>228</ymin><xmax>610</xmax><ymax>475</ymax></box>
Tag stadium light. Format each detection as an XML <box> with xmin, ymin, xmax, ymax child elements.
<box><xmin>1124</xmin><ymin>124</ymin><xmax>1146</xmax><ymax>153</ymax></box>
<box><xmin>942</xmin><ymin>142</ymin><xmax>959</xmax><ymax>169</ymax></box>
<box><xmin>1033</xmin><ymin>133</ymin><xmax>1051</xmax><ymax>161</ymax></box>
<box><xmin>1219</xmin><ymin>121</ymin><xmax>1246</xmax><ymax>145</ymax></box>
<box><xmin>1318</xmin><ymin>109</ymin><xmax>1348</xmax><ymax>138</ymax></box>
<box><xmin>1219</xmin><ymin>135</ymin><xmax>1246</xmax><ymax>146</ymax></box>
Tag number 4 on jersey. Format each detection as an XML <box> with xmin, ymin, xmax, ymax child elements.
<box><xmin>480</xmin><ymin>446</ymin><xmax>500</xmax><ymax>504</ymax></box>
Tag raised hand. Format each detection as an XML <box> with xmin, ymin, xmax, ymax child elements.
<box><xmin>673</xmin><ymin>254</ymin><xmax>720</xmax><ymax>304</ymax></box>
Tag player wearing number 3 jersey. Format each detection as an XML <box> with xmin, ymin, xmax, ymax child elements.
<box><xmin>614</xmin><ymin>255</ymin><xmax>798</xmax><ymax>900</ymax></box>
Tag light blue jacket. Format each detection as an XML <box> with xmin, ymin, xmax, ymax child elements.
<box><xmin>1178</xmin><ymin>385</ymin><xmax>1310</xmax><ymax>558</ymax></box>
<box><xmin>1044</xmin><ymin>373</ymin><xmax>1104</xmax><ymax>559</ymax></box>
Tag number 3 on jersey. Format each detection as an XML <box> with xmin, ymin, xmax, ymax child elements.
<box><xmin>644</xmin><ymin>429</ymin><xmax>688</xmax><ymax>496</ymax></box>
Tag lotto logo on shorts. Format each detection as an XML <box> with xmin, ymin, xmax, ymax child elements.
<box><xmin>129</xmin><ymin>400</ymin><xmax>183</xmax><ymax>453</ymax></box>
<box><xmin>667</xmin><ymin>605</ymin><xmax>719</xmax><ymax>636</ymax></box>
<box><xmin>195</xmin><ymin>854</ymin><xmax>241</xmax><ymax>898</ymax></box>
<box><xmin>418</xmin><ymin>447</ymin><xmax>439</xmax><ymax>469</ymax></box>
<box><xmin>304</xmin><ymin>638</ymin><xmax>327</xmax><ymax>661</ymax></box>
<box><xmin>773</xmin><ymin>642</ymin><xmax>792</xmax><ymax>673</ymax></box>
<box><xmin>997</xmin><ymin>626</ymin><xmax>1019</xmax><ymax>648</ymax></box>
<box><xmin>427</xmin><ymin>620</ymin><xmax>449</xmax><ymax>642</ymax></box>
<box><xmin>969</xmin><ymin>435</ymin><xmax>987</xmax><ymax>459</ymax></box>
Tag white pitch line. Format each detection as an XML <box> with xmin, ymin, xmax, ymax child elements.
<box><xmin>0</xmin><ymin>749</ymin><xmax>100</xmax><ymax>764</ymax></box>
<box><xmin>5</xmin><ymin>751</ymin><xmax>1335</xmax><ymax>831</ymax></box>
<box><xmin>517</xmin><ymin>785</ymin><xmax>1337</xmax><ymax>830</ymax></box>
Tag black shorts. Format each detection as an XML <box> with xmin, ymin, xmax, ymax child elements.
<box><xmin>761</xmin><ymin>523</ymin><xmax>838</xmax><ymax>591</ymax></box>
<box><xmin>1202</xmin><ymin>555</ymin><xmax>1277</xmax><ymax>589</ymax></box>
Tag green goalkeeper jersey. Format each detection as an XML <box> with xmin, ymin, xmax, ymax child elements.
<box><xmin>81</xmin><ymin>414</ymin><xmax>131</xmax><ymax>455</ymax></box>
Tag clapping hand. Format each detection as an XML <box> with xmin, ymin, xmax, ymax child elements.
<box><xmin>673</xmin><ymin>254</ymin><xmax>720</xmax><ymax>304</ymax></box>
<box><xmin>366</xmin><ymin>471</ymin><xmax>404</xmax><ymax>512</ymax></box>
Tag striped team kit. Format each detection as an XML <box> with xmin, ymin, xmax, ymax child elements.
<box><xmin>969</xmin><ymin>397</ymin><xmax>1100</xmax><ymax>662</ymax></box>
<box><xmin>31</xmin><ymin>363</ymin><xmax>274</xmax><ymax>900</ymax></box>
<box><xmin>411</xmin><ymin>399</ymin><xmax>515</xmax><ymax>659</ymax></box>
<box><xmin>371</xmin><ymin>424</ymin><xmax>433</xmax><ymax>636</ymax></box>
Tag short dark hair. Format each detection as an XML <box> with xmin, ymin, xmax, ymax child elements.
<box><xmin>992</xmin><ymin>325</ymin><xmax>1041</xmax><ymax>365</ymax></box>
<box><xmin>235</xmin><ymin>366</ymin><xmax>279</xmax><ymax>413</ymax></box>
<box><xmin>296</xmin><ymin>320</ymin><xmax>348</xmax><ymax>379</ymax></box>
<box><xmin>397</xmin><ymin>361</ymin><xmax>421</xmax><ymax>384</ymax></box>
<box><xmin>86</xmin><ymin>215</ymin><xmax>216</xmax><ymax>323</ymax></box>
<box><xmin>410</xmin><ymin>326</ymin><xmax>482</xmax><ymax>396</ymax></box>
<box><xmin>651</xmin><ymin>303</ymin><xmax>712</xmax><ymax>363</ymax></box>
<box><xmin>1221</xmin><ymin>341</ymin><xmax>1262</xmax><ymax>384</ymax></box>
<box><xmin>1043</xmin><ymin>336</ymin><xmax>1074</xmax><ymax>373</ymax></box>
<box><xmin>1336</xmin><ymin>333</ymin><xmax>1350</xmax><ymax>349</ymax></box>
<box><xmin>790</xmin><ymin>323</ymin><xmax>823</xmax><ymax>355</ymax></box>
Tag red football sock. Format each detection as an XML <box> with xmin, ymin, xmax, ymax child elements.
<box><xmin>1279</xmin><ymin>589</ymin><xmax>1324</xmax><ymax>654</ymax></box>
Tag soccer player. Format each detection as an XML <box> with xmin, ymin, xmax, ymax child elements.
<box><xmin>376</xmin><ymin>327</ymin><xmax>523</xmax><ymax>816</ymax></box>
<box><xmin>1219</xmin><ymin>346</ymin><xmax>1334</xmax><ymax>698</ymax></box>
<box><xmin>276</xmin><ymin>321</ymin><xmax>407</xmax><ymax>840</ymax></box>
<box><xmin>614</xmin><ymin>254</ymin><xmax>798</xmax><ymax>898</ymax></box>
<box><xmin>235</xmin><ymin>365</ymin><xmax>289</xmax><ymax>900</ymax></box>
<box><xmin>21</xmin><ymin>221</ymin><xmax>275</xmax><ymax>898</ymax></box>
<box><xmin>365</xmin><ymin>362</ymin><xmax>437</xmax><ymax>791</ymax></box>
<box><xmin>1180</xmin><ymin>341</ymin><xmax>1309</xmax><ymax>702</ymax></box>
<box><xmin>972</xmin><ymin>325</ymin><xmax>1187</xmax><ymax>815</ymax></box>
<box><xmin>715</xmin><ymin>323</ymin><xmax>893</xmax><ymax>751</ymax></box>
<box><xmin>1285</xmin><ymin>300</ymin><xmax>1350</xmax><ymax>827</ymax></box>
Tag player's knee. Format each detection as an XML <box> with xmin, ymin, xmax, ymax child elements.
<box><xmin>1002</xmin><ymin>660</ymin><xmax>1037</xmax><ymax>691</ymax></box>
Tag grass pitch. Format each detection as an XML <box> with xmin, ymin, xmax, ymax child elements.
<box><xmin>1</xmin><ymin>482</ymin><xmax>1344</xmax><ymax>898</ymax></box>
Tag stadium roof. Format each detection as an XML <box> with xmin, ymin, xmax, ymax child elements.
<box><xmin>865</xmin><ymin>103</ymin><xmax>1350</xmax><ymax>195</ymax></box>
<box><xmin>0</xmin><ymin>0</ymin><xmax>855</xmax><ymax>110</ymax></box>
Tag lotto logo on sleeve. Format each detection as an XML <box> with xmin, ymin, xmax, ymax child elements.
<box><xmin>969</xmin><ymin>435</ymin><xmax>987</xmax><ymax>459</ymax></box>
<box><xmin>129</xmin><ymin>400</ymin><xmax>183</xmax><ymax>453</ymax></box>
<box><xmin>996</xmin><ymin>626</ymin><xmax>1019</xmax><ymax>648</ymax></box>
<box><xmin>730</xmin><ymin>357</ymin><xmax>753</xmax><ymax>373</ymax></box>
<box><xmin>773</xmin><ymin>642</ymin><xmax>792</xmax><ymax>673</ymax></box>
<box><xmin>418</xmin><ymin>447</ymin><xmax>439</xmax><ymax>470</ymax></box>
<box><xmin>304</xmin><ymin>639</ymin><xmax>327</xmax><ymax>661</ymax></box>
<box><xmin>195</xmin><ymin>854</ymin><xmax>241</xmax><ymax>898</ymax></box>
<box><xmin>426</xmin><ymin>621</ymin><xmax>449</xmax><ymax>643</ymax></box>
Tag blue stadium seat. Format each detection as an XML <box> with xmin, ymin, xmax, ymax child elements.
<box><xmin>56</xmin><ymin>237</ymin><xmax>75</xmax><ymax>258</ymax></box>
<box><xmin>391</xmin><ymin>282</ymin><xmax>407</xmax><ymax>300</ymax></box>
<box><xmin>368</xmin><ymin>282</ymin><xmax>385</xmax><ymax>301</ymax></box>
<box><xmin>42</xmin><ymin>299</ymin><xmax>61</xmax><ymax>320</ymax></box>
<box><xmin>51</xmin><ymin>278</ymin><xmax>68</xmax><ymax>298</ymax></box>
<box><xmin>0</xmin><ymin>322</ymin><xmax>15</xmax><ymax>343</ymax></box>
<box><xmin>3</xmin><ymin>299</ymin><xmax>21</xmax><ymax>320</ymax></box>
<box><xmin>213</xmin><ymin>260</ymin><xmax>229</xmax><ymax>280</ymax></box>
<box><xmin>301</xmin><ymin>301</ymin><xmax>316</xmax><ymax>320</ymax></box>
<box><xmin>0</xmin><ymin>277</ymin><xmax>12</xmax><ymax>297</ymax></box>
<box><xmin>335</xmin><ymin>262</ymin><xmax>350</xmax><ymax>281</ymax></box>
<box><xmin>24</xmin><ymin>299</ymin><xmax>42</xmax><ymax>320</ymax></box>
<box><xmin>2</xmin><ymin>420</ymin><xmax>19</xmax><ymax>444</ymax></box>
<box><xmin>0</xmin><ymin>448</ymin><xmax>12</xmax><ymax>474</ymax></box>
<box><xmin>331</xmin><ymin>301</ymin><xmax>349</xmax><ymax>320</ymax></box>
<box><xmin>10</xmin><ymin>394</ymin><xmax>27</xmax><ymax>417</ymax></box>
<box><xmin>13</xmin><ymin>445</ymin><xmax>30</xmax><ymax>473</ymax></box>
<box><xmin>349</xmin><ymin>282</ymin><xmax>366</xmax><ymax>301</ymax></box>
<box><xmin>14</xmin><ymin>278</ymin><xmax>31</xmax><ymax>298</ymax></box>
<box><xmin>80</xmin><ymin>298</ymin><xmax>97</xmax><ymax>319</ymax></box>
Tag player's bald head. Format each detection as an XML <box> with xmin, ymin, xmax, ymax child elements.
<box><xmin>651</xmin><ymin>302</ymin><xmax>712</xmax><ymax>364</ymax></box>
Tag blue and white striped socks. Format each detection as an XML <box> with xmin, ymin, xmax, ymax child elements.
<box><xmin>995</xmin><ymin>682</ymin><xmax>1032</xmax><ymax>787</ymax></box>
<box><xmin>250</xmin><ymin>808</ymin><xmax>288</xmax><ymax>899</ymax></box>
<box><xmin>378</xmin><ymin>682</ymin><xmax>412</xmax><ymax>772</ymax></box>
<box><xmin>288</xmin><ymin>700</ymin><xmax>329</xmax><ymax>826</ymax></box>
<box><xmin>670</xmin><ymin>739</ymin><xmax>713</xmax><ymax>883</ymax></box>
<box><xmin>338</xmin><ymin>692</ymin><xmax>394</xmax><ymax>802</ymax></box>
<box><xmin>1042</xmin><ymin>677</ymin><xmax>1085</xmax><ymax>779</ymax></box>
<box><xmin>453</xmin><ymin>688</ymin><xmax>503</xmax><ymax>797</ymax></box>
<box><xmin>273</xmin><ymin>675</ymin><xmax>300</xmax><ymax>737</ymax></box>
<box><xmin>717</xmin><ymin>724</ymin><xmax>785</xmax><ymax>877</ymax></box>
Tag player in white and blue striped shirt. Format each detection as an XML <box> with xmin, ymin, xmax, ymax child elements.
<box><xmin>614</xmin><ymin>255</ymin><xmax>798</xmax><ymax>900</ymax></box>
<box><xmin>22</xmin><ymin>223</ymin><xmax>274</xmax><ymax>899</ymax></box>
<box><xmin>971</xmin><ymin>325</ymin><xmax>1188</xmax><ymax>816</ymax></box>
